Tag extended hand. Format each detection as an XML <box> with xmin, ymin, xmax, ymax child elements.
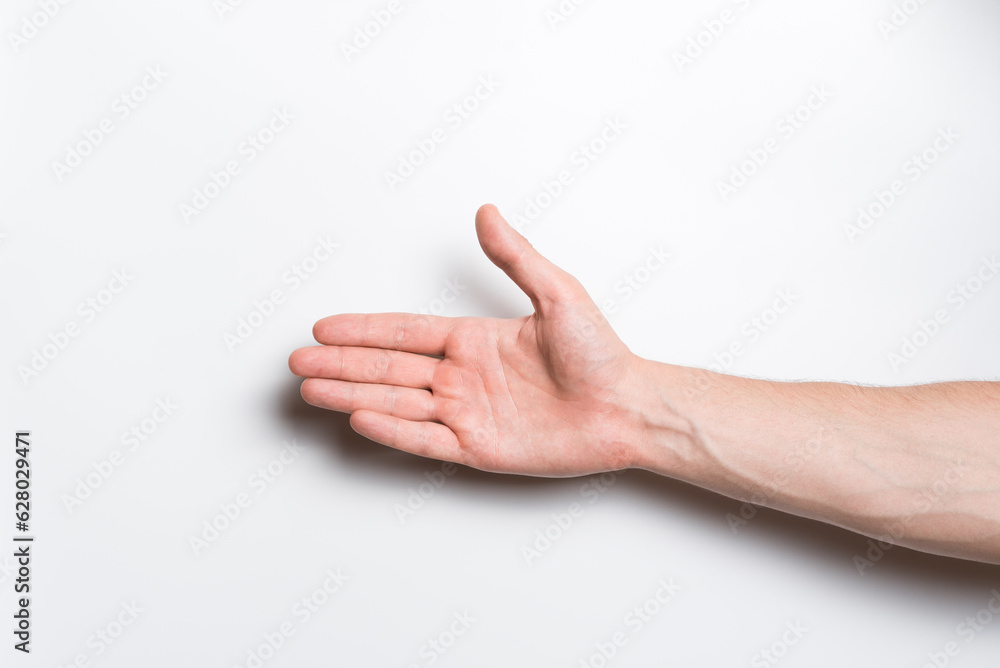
<box><xmin>289</xmin><ymin>204</ymin><xmax>652</xmax><ymax>476</ymax></box>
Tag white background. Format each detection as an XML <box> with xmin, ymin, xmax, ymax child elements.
<box><xmin>2</xmin><ymin>0</ymin><xmax>1000</xmax><ymax>666</ymax></box>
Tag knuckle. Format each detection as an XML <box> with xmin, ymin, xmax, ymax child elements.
<box><xmin>416</xmin><ymin>424</ymin><xmax>431</xmax><ymax>450</ymax></box>
<box><xmin>383</xmin><ymin>387</ymin><xmax>398</xmax><ymax>414</ymax></box>
<box><xmin>370</xmin><ymin>351</ymin><xmax>391</xmax><ymax>382</ymax></box>
<box><xmin>392</xmin><ymin>321</ymin><xmax>408</xmax><ymax>348</ymax></box>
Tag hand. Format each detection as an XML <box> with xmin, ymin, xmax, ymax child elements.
<box><xmin>289</xmin><ymin>204</ymin><xmax>656</xmax><ymax>476</ymax></box>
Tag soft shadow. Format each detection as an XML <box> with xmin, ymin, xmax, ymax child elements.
<box><xmin>275</xmin><ymin>377</ymin><xmax>561</xmax><ymax>498</ymax></box>
<box><xmin>622</xmin><ymin>469</ymin><xmax>999</xmax><ymax>593</ymax></box>
<box><xmin>455</xmin><ymin>268</ymin><xmax>530</xmax><ymax>320</ymax></box>
<box><xmin>276</xmin><ymin>377</ymin><xmax>998</xmax><ymax>591</ymax></box>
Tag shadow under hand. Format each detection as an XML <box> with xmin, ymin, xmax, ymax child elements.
<box><xmin>274</xmin><ymin>376</ymin><xmax>563</xmax><ymax>499</ymax></box>
<box><xmin>276</xmin><ymin>376</ymin><xmax>998</xmax><ymax>592</ymax></box>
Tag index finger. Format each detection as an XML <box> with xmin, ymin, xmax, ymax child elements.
<box><xmin>313</xmin><ymin>313</ymin><xmax>454</xmax><ymax>355</ymax></box>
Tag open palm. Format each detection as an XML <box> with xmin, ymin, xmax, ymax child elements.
<box><xmin>289</xmin><ymin>205</ymin><xmax>648</xmax><ymax>476</ymax></box>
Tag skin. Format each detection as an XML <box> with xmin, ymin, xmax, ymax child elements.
<box><xmin>289</xmin><ymin>204</ymin><xmax>1000</xmax><ymax>565</ymax></box>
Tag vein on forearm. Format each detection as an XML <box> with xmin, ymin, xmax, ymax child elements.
<box><xmin>662</xmin><ymin>367</ymin><xmax>1000</xmax><ymax>562</ymax></box>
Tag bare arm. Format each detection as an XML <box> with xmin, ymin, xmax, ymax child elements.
<box><xmin>632</xmin><ymin>364</ymin><xmax>1000</xmax><ymax>563</ymax></box>
<box><xmin>289</xmin><ymin>204</ymin><xmax>1000</xmax><ymax>564</ymax></box>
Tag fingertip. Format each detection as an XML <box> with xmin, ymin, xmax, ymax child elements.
<box><xmin>312</xmin><ymin>313</ymin><xmax>352</xmax><ymax>343</ymax></box>
<box><xmin>311</xmin><ymin>318</ymin><xmax>328</xmax><ymax>343</ymax></box>
<box><xmin>288</xmin><ymin>347</ymin><xmax>308</xmax><ymax>376</ymax></box>
<box><xmin>475</xmin><ymin>203</ymin><xmax>507</xmax><ymax>242</ymax></box>
<box><xmin>475</xmin><ymin>202</ymin><xmax>499</xmax><ymax>222</ymax></box>
<box><xmin>475</xmin><ymin>202</ymin><xmax>516</xmax><ymax>258</ymax></box>
<box><xmin>348</xmin><ymin>409</ymin><xmax>374</xmax><ymax>436</ymax></box>
<box><xmin>299</xmin><ymin>377</ymin><xmax>318</xmax><ymax>405</ymax></box>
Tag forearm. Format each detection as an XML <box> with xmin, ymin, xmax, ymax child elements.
<box><xmin>628</xmin><ymin>358</ymin><xmax>1000</xmax><ymax>564</ymax></box>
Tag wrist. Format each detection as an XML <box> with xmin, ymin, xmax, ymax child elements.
<box><xmin>622</xmin><ymin>356</ymin><xmax>708</xmax><ymax>479</ymax></box>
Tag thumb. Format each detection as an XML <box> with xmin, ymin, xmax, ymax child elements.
<box><xmin>475</xmin><ymin>203</ymin><xmax>584</xmax><ymax>309</ymax></box>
